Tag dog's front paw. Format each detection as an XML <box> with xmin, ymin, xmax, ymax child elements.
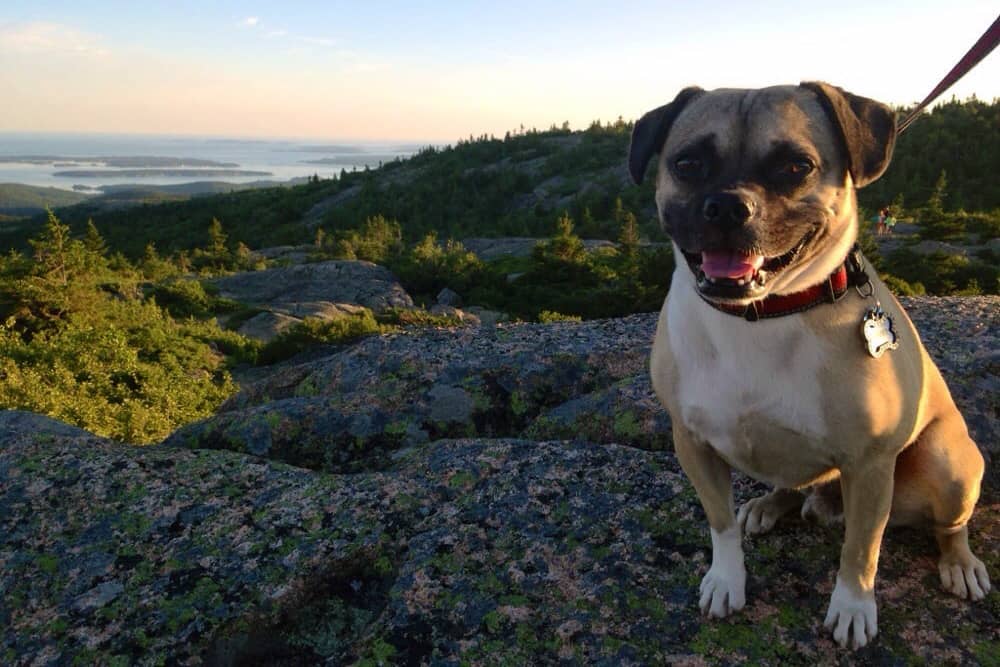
<box><xmin>698</xmin><ymin>565</ymin><xmax>746</xmax><ymax>618</ymax></box>
<box><xmin>939</xmin><ymin>552</ymin><xmax>991</xmax><ymax>601</ymax></box>
<box><xmin>823</xmin><ymin>577</ymin><xmax>877</xmax><ymax>649</ymax></box>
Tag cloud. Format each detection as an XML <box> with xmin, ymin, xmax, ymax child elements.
<box><xmin>0</xmin><ymin>21</ymin><xmax>110</xmax><ymax>56</ymax></box>
<box><xmin>256</xmin><ymin>26</ymin><xmax>334</xmax><ymax>47</ymax></box>
<box><xmin>295</xmin><ymin>35</ymin><xmax>335</xmax><ymax>47</ymax></box>
<box><xmin>243</xmin><ymin>16</ymin><xmax>260</xmax><ymax>27</ymax></box>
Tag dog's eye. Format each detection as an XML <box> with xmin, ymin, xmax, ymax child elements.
<box><xmin>779</xmin><ymin>160</ymin><xmax>814</xmax><ymax>178</ymax></box>
<box><xmin>674</xmin><ymin>157</ymin><xmax>705</xmax><ymax>181</ymax></box>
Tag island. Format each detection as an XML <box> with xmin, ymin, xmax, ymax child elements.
<box><xmin>53</xmin><ymin>169</ymin><xmax>272</xmax><ymax>178</ymax></box>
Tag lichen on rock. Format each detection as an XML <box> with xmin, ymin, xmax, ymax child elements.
<box><xmin>1</xmin><ymin>296</ymin><xmax>997</xmax><ymax>664</ymax></box>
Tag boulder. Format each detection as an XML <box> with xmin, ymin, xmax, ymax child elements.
<box><xmin>209</xmin><ymin>260</ymin><xmax>413</xmax><ymax>317</ymax></box>
<box><xmin>463</xmin><ymin>306</ymin><xmax>509</xmax><ymax>328</ymax></box>
<box><xmin>436</xmin><ymin>287</ymin><xmax>463</xmax><ymax>307</ymax></box>
<box><xmin>236</xmin><ymin>311</ymin><xmax>301</xmax><ymax>342</ymax></box>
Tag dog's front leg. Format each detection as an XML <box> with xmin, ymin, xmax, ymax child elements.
<box><xmin>824</xmin><ymin>460</ymin><xmax>895</xmax><ymax>649</ymax></box>
<box><xmin>673</xmin><ymin>424</ymin><xmax>745</xmax><ymax>618</ymax></box>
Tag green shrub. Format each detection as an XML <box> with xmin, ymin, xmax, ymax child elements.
<box><xmin>881</xmin><ymin>273</ymin><xmax>926</xmax><ymax>296</ymax></box>
<box><xmin>148</xmin><ymin>278</ymin><xmax>242</xmax><ymax>320</ymax></box>
<box><xmin>376</xmin><ymin>307</ymin><xmax>462</xmax><ymax>328</ymax></box>
<box><xmin>257</xmin><ymin>311</ymin><xmax>382</xmax><ymax>365</ymax></box>
<box><xmin>390</xmin><ymin>234</ymin><xmax>485</xmax><ymax>302</ymax></box>
<box><xmin>537</xmin><ymin>310</ymin><xmax>582</xmax><ymax>323</ymax></box>
<box><xmin>961</xmin><ymin>210</ymin><xmax>1000</xmax><ymax>241</ymax></box>
<box><xmin>0</xmin><ymin>211</ymin><xmax>249</xmax><ymax>443</ymax></box>
<box><xmin>885</xmin><ymin>248</ymin><xmax>998</xmax><ymax>295</ymax></box>
<box><xmin>0</xmin><ymin>300</ymin><xmax>238</xmax><ymax>443</ymax></box>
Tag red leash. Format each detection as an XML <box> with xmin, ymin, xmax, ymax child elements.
<box><xmin>896</xmin><ymin>14</ymin><xmax>1000</xmax><ymax>134</ymax></box>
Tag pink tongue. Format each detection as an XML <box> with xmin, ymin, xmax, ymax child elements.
<box><xmin>701</xmin><ymin>251</ymin><xmax>765</xmax><ymax>279</ymax></box>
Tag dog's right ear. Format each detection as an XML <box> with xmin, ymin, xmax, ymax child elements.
<box><xmin>628</xmin><ymin>87</ymin><xmax>703</xmax><ymax>185</ymax></box>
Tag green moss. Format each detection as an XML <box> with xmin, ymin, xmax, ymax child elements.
<box><xmin>690</xmin><ymin>618</ymin><xmax>793</xmax><ymax>662</ymax></box>
<box><xmin>35</xmin><ymin>553</ymin><xmax>59</xmax><ymax>574</ymax></box>
<box><xmin>448</xmin><ymin>470</ymin><xmax>476</xmax><ymax>489</ymax></box>
<box><xmin>373</xmin><ymin>554</ymin><xmax>394</xmax><ymax>577</ymax></box>
<box><xmin>482</xmin><ymin>610</ymin><xmax>505</xmax><ymax>634</ymax></box>
<box><xmin>612</xmin><ymin>410</ymin><xmax>641</xmax><ymax>439</ymax></box>
<box><xmin>356</xmin><ymin>637</ymin><xmax>397</xmax><ymax>666</ymax></box>
<box><xmin>509</xmin><ymin>390</ymin><xmax>529</xmax><ymax>417</ymax></box>
<box><xmin>384</xmin><ymin>420</ymin><xmax>410</xmax><ymax>437</ymax></box>
<box><xmin>47</xmin><ymin>617</ymin><xmax>69</xmax><ymax>636</ymax></box>
<box><xmin>294</xmin><ymin>376</ymin><xmax>320</xmax><ymax>397</ymax></box>
<box><xmin>972</xmin><ymin>640</ymin><xmax>1000</xmax><ymax>666</ymax></box>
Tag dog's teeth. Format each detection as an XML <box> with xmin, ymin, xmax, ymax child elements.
<box><xmin>736</xmin><ymin>278</ymin><xmax>746</xmax><ymax>286</ymax></box>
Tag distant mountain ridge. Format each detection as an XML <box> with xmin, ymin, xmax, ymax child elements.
<box><xmin>0</xmin><ymin>183</ymin><xmax>93</xmax><ymax>216</ymax></box>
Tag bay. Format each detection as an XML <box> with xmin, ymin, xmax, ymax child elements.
<box><xmin>0</xmin><ymin>132</ymin><xmax>423</xmax><ymax>192</ymax></box>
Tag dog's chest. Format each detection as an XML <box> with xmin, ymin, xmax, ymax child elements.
<box><xmin>665</xmin><ymin>291</ymin><xmax>832</xmax><ymax>486</ymax></box>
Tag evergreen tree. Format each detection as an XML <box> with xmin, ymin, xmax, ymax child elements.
<box><xmin>83</xmin><ymin>219</ymin><xmax>108</xmax><ymax>256</ymax></box>
<box><xmin>921</xmin><ymin>170</ymin><xmax>964</xmax><ymax>241</ymax></box>
<box><xmin>927</xmin><ymin>170</ymin><xmax>948</xmax><ymax>214</ymax></box>
<box><xmin>17</xmin><ymin>210</ymin><xmax>96</xmax><ymax>321</ymax></box>
<box><xmin>207</xmin><ymin>217</ymin><xmax>228</xmax><ymax>257</ymax></box>
<box><xmin>891</xmin><ymin>193</ymin><xmax>905</xmax><ymax>216</ymax></box>
<box><xmin>619</xmin><ymin>211</ymin><xmax>640</xmax><ymax>259</ymax></box>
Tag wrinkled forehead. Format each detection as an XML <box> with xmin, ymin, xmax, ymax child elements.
<box><xmin>663</xmin><ymin>86</ymin><xmax>841</xmax><ymax>162</ymax></box>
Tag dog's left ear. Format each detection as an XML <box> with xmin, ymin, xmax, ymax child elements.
<box><xmin>800</xmin><ymin>81</ymin><xmax>896</xmax><ymax>188</ymax></box>
<box><xmin>628</xmin><ymin>86</ymin><xmax>703</xmax><ymax>185</ymax></box>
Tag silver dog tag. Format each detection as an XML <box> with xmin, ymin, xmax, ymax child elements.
<box><xmin>861</xmin><ymin>304</ymin><xmax>899</xmax><ymax>358</ymax></box>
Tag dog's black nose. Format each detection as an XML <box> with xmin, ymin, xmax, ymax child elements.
<box><xmin>702</xmin><ymin>193</ymin><xmax>755</xmax><ymax>227</ymax></box>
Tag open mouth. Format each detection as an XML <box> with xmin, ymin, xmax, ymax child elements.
<box><xmin>682</xmin><ymin>231</ymin><xmax>815</xmax><ymax>302</ymax></box>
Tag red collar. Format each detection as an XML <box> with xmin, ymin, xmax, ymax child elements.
<box><xmin>699</xmin><ymin>247</ymin><xmax>866</xmax><ymax>322</ymax></box>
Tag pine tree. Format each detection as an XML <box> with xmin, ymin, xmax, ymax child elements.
<box><xmin>927</xmin><ymin>170</ymin><xmax>948</xmax><ymax>214</ymax></box>
<box><xmin>612</xmin><ymin>198</ymin><xmax>626</xmax><ymax>225</ymax></box>
<box><xmin>207</xmin><ymin>218</ymin><xmax>228</xmax><ymax>257</ymax></box>
<box><xmin>619</xmin><ymin>211</ymin><xmax>640</xmax><ymax>259</ymax></box>
<box><xmin>31</xmin><ymin>209</ymin><xmax>74</xmax><ymax>288</ymax></box>
<box><xmin>921</xmin><ymin>170</ymin><xmax>964</xmax><ymax>241</ymax></box>
<box><xmin>84</xmin><ymin>219</ymin><xmax>108</xmax><ymax>256</ymax></box>
<box><xmin>891</xmin><ymin>193</ymin><xmax>905</xmax><ymax>216</ymax></box>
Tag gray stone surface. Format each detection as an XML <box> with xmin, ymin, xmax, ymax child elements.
<box><xmin>210</xmin><ymin>260</ymin><xmax>413</xmax><ymax>325</ymax></box>
<box><xmin>2</xmin><ymin>297</ymin><xmax>998</xmax><ymax>665</ymax></box>
<box><xmin>436</xmin><ymin>287</ymin><xmax>462</xmax><ymax>307</ymax></box>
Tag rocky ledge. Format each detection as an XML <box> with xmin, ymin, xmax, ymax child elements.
<box><xmin>1</xmin><ymin>296</ymin><xmax>997</xmax><ymax>665</ymax></box>
<box><xmin>210</xmin><ymin>260</ymin><xmax>414</xmax><ymax>342</ymax></box>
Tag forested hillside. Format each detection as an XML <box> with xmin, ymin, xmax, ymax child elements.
<box><xmin>861</xmin><ymin>96</ymin><xmax>999</xmax><ymax>212</ymax></box>
<box><xmin>0</xmin><ymin>183</ymin><xmax>92</xmax><ymax>216</ymax></box>
<box><xmin>3</xmin><ymin>97</ymin><xmax>996</xmax><ymax>260</ymax></box>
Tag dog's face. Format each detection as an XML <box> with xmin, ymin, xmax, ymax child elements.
<box><xmin>629</xmin><ymin>83</ymin><xmax>895</xmax><ymax>304</ymax></box>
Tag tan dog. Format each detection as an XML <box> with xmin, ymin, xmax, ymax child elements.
<box><xmin>629</xmin><ymin>82</ymin><xmax>990</xmax><ymax>649</ymax></box>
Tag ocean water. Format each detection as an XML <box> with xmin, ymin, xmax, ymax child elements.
<box><xmin>0</xmin><ymin>132</ymin><xmax>424</xmax><ymax>191</ymax></box>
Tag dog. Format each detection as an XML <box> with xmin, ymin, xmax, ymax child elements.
<box><xmin>628</xmin><ymin>82</ymin><xmax>990</xmax><ymax>649</ymax></box>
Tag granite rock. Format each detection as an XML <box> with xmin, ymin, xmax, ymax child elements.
<box><xmin>2</xmin><ymin>296</ymin><xmax>998</xmax><ymax>665</ymax></box>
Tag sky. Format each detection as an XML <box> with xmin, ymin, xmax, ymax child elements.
<box><xmin>1</xmin><ymin>1</ymin><xmax>997</xmax><ymax>143</ymax></box>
